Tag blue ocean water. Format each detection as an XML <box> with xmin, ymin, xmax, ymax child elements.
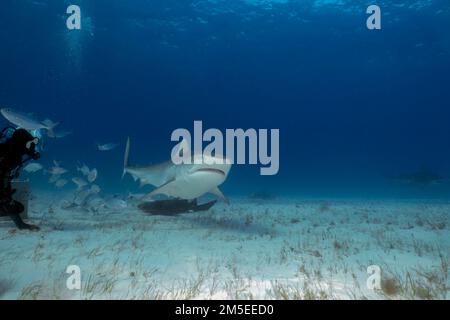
<box><xmin>1</xmin><ymin>0</ymin><xmax>450</xmax><ymax>199</ymax></box>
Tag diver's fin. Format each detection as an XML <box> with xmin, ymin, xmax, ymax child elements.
<box><xmin>210</xmin><ymin>187</ymin><xmax>229</xmax><ymax>204</ymax></box>
<box><xmin>123</xmin><ymin>137</ymin><xmax>130</xmax><ymax>179</ymax></box>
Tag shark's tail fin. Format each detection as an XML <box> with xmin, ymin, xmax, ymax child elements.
<box><xmin>42</xmin><ymin>119</ymin><xmax>60</xmax><ymax>138</ymax></box>
<box><xmin>123</xmin><ymin>137</ymin><xmax>130</xmax><ymax>179</ymax></box>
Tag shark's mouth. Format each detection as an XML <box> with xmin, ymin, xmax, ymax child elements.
<box><xmin>195</xmin><ymin>168</ymin><xmax>226</xmax><ymax>176</ymax></box>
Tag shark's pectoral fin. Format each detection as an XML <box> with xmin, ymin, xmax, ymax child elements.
<box><xmin>139</xmin><ymin>178</ymin><xmax>149</xmax><ymax>187</ymax></box>
<box><xmin>145</xmin><ymin>178</ymin><xmax>176</xmax><ymax>199</ymax></box>
<box><xmin>210</xmin><ymin>187</ymin><xmax>229</xmax><ymax>204</ymax></box>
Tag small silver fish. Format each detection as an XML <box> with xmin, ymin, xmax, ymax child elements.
<box><xmin>77</xmin><ymin>163</ymin><xmax>90</xmax><ymax>176</ymax></box>
<box><xmin>72</xmin><ymin>177</ymin><xmax>88</xmax><ymax>190</ymax></box>
<box><xmin>49</xmin><ymin>174</ymin><xmax>61</xmax><ymax>184</ymax></box>
<box><xmin>89</xmin><ymin>184</ymin><xmax>101</xmax><ymax>194</ymax></box>
<box><xmin>23</xmin><ymin>162</ymin><xmax>43</xmax><ymax>173</ymax></box>
<box><xmin>97</xmin><ymin>143</ymin><xmax>119</xmax><ymax>151</ymax></box>
<box><xmin>107</xmin><ymin>198</ymin><xmax>128</xmax><ymax>210</ymax></box>
<box><xmin>87</xmin><ymin>168</ymin><xmax>98</xmax><ymax>183</ymax></box>
<box><xmin>48</xmin><ymin>160</ymin><xmax>68</xmax><ymax>175</ymax></box>
<box><xmin>55</xmin><ymin>179</ymin><xmax>68</xmax><ymax>188</ymax></box>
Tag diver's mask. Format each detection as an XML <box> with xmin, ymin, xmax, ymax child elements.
<box><xmin>25</xmin><ymin>137</ymin><xmax>40</xmax><ymax>160</ymax></box>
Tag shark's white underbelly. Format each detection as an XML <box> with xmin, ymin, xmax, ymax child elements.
<box><xmin>159</xmin><ymin>171</ymin><xmax>226</xmax><ymax>199</ymax></box>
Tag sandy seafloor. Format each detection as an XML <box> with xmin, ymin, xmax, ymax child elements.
<box><xmin>0</xmin><ymin>193</ymin><xmax>448</xmax><ymax>300</ymax></box>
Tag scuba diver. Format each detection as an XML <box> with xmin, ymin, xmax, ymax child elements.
<box><xmin>0</xmin><ymin>127</ymin><xmax>41</xmax><ymax>230</ymax></box>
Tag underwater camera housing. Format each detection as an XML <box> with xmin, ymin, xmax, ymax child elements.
<box><xmin>0</xmin><ymin>180</ymin><xmax>29</xmax><ymax>224</ymax></box>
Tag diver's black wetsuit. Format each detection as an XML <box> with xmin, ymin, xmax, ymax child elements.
<box><xmin>0</xmin><ymin>129</ymin><xmax>40</xmax><ymax>230</ymax></box>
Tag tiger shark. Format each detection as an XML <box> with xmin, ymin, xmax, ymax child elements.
<box><xmin>122</xmin><ymin>138</ymin><xmax>231</xmax><ymax>202</ymax></box>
